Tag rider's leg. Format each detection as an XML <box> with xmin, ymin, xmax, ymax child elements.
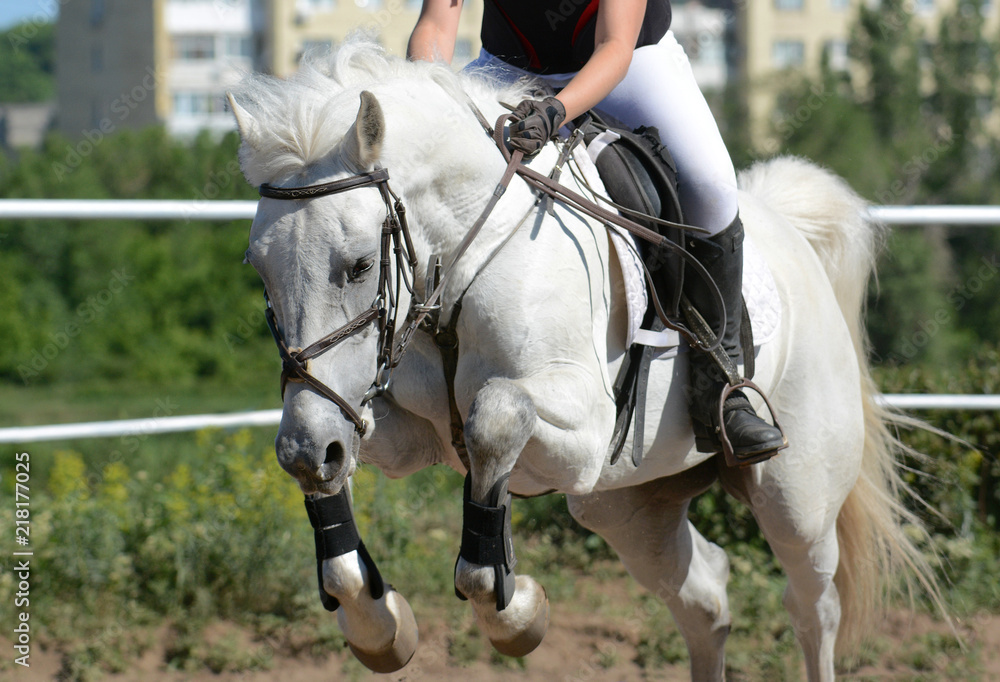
<box><xmin>594</xmin><ymin>30</ymin><xmax>739</xmax><ymax>235</ymax></box>
<box><xmin>683</xmin><ymin>217</ymin><xmax>787</xmax><ymax>460</ymax></box>
<box><xmin>596</xmin><ymin>31</ymin><xmax>786</xmax><ymax>462</ymax></box>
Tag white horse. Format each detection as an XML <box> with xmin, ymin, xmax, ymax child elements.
<box><xmin>228</xmin><ymin>40</ymin><xmax>936</xmax><ymax>681</ymax></box>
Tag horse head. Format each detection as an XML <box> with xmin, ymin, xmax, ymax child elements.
<box><xmin>230</xmin><ymin>86</ymin><xmax>390</xmax><ymax>495</ymax></box>
<box><xmin>228</xmin><ymin>42</ymin><xmax>528</xmax><ymax>494</ymax></box>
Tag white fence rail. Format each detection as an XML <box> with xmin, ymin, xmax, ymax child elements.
<box><xmin>2</xmin><ymin>200</ymin><xmax>997</xmax><ymax>445</ymax></box>
<box><xmin>0</xmin><ymin>410</ymin><xmax>282</xmax><ymax>444</ymax></box>
<box><xmin>0</xmin><ymin>199</ymin><xmax>259</xmax><ymax>221</ymax></box>
<box><xmin>1</xmin><ymin>200</ymin><xmax>1000</xmax><ymax>225</ymax></box>
<box><xmin>867</xmin><ymin>205</ymin><xmax>1000</xmax><ymax>225</ymax></box>
<box><xmin>1</xmin><ymin>395</ymin><xmax>997</xmax><ymax>445</ymax></box>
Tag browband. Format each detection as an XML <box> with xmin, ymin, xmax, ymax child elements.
<box><xmin>259</xmin><ymin>167</ymin><xmax>390</xmax><ymax>200</ymax></box>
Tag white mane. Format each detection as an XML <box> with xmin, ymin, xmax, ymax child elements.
<box><xmin>229</xmin><ymin>37</ymin><xmax>534</xmax><ymax>186</ymax></box>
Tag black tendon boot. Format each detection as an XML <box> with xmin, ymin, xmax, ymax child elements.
<box><xmin>683</xmin><ymin>215</ymin><xmax>787</xmax><ymax>465</ymax></box>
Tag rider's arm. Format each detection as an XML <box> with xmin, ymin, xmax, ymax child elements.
<box><xmin>408</xmin><ymin>0</ymin><xmax>464</xmax><ymax>62</ymax></box>
<box><xmin>555</xmin><ymin>0</ymin><xmax>646</xmax><ymax>121</ymax></box>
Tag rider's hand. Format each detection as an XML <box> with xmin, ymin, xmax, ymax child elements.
<box><xmin>508</xmin><ymin>97</ymin><xmax>566</xmax><ymax>156</ymax></box>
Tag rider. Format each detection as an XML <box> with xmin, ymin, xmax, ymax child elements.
<box><xmin>408</xmin><ymin>0</ymin><xmax>787</xmax><ymax>464</ymax></box>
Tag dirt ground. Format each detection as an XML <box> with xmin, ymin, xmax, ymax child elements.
<box><xmin>9</xmin><ymin>603</ymin><xmax>1000</xmax><ymax>681</ymax></box>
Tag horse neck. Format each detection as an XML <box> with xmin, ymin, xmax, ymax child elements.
<box><xmin>388</xmin><ymin>94</ymin><xmax>536</xmax><ymax>289</ymax></box>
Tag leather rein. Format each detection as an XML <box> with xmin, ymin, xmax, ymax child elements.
<box><xmin>256</xmin><ymin>103</ymin><xmax>726</xmax><ymax>440</ymax></box>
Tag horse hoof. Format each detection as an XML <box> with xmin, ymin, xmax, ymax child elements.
<box><xmin>347</xmin><ymin>590</ymin><xmax>419</xmax><ymax>673</ymax></box>
<box><xmin>489</xmin><ymin>581</ymin><xmax>549</xmax><ymax>657</ymax></box>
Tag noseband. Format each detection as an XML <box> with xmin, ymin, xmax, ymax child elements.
<box><xmin>259</xmin><ymin>166</ymin><xmax>418</xmax><ymax>436</ymax></box>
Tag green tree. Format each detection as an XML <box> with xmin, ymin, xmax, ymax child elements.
<box><xmin>0</xmin><ymin>129</ymin><xmax>267</xmax><ymax>387</ymax></box>
<box><xmin>767</xmin><ymin>0</ymin><xmax>1000</xmax><ymax>366</ymax></box>
<box><xmin>0</xmin><ymin>21</ymin><xmax>54</xmax><ymax>102</ymax></box>
<box><xmin>851</xmin><ymin>0</ymin><xmax>929</xmax><ymax>160</ymax></box>
<box><xmin>922</xmin><ymin>0</ymin><xmax>1000</xmax><ymax>204</ymax></box>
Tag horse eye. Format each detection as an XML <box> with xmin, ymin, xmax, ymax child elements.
<box><xmin>350</xmin><ymin>257</ymin><xmax>375</xmax><ymax>281</ymax></box>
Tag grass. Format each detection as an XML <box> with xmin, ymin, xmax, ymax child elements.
<box><xmin>0</xmin><ymin>376</ymin><xmax>279</xmax><ymax>426</ymax></box>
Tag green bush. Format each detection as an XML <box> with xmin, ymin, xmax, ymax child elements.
<box><xmin>0</xmin><ymin>129</ymin><xmax>271</xmax><ymax>389</ymax></box>
<box><xmin>1</xmin><ymin>430</ymin><xmax>312</xmax><ymax>636</ymax></box>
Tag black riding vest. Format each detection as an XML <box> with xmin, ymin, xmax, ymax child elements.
<box><xmin>481</xmin><ymin>0</ymin><xmax>671</xmax><ymax>74</ymax></box>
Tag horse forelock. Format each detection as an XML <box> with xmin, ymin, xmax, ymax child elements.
<box><xmin>230</xmin><ymin>36</ymin><xmax>535</xmax><ymax>188</ymax></box>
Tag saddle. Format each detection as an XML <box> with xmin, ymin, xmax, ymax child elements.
<box><xmin>574</xmin><ymin>113</ymin><xmax>761</xmax><ymax>469</ymax></box>
<box><xmin>567</xmin><ymin>113</ymin><xmax>689</xmax><ymax>468</ymax></box>
<box><xmin>574</xmin><ymin>112</ymin><xmax>686</xmax><ymax>319</ymax></box>
<box><xmin>431</xmin><ymin>101</ymin><xmax>758</xmax><ymax>474</ymax></box>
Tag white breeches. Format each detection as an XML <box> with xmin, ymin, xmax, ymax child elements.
<box><xmin>466</xmin><ymin>31</ymin><xmax>739</xmax><ymax>234</ymax></box>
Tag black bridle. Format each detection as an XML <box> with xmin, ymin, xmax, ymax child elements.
<box><xmin>259</xmin><ymin>166</ymin><xmax>418</xmax><ymax>436</ymax></box>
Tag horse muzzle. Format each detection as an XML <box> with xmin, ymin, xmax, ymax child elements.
<box><xmin>275</xmin><ymin>427</ymin><xmax>358</xmax><ymax>495</ymax></box>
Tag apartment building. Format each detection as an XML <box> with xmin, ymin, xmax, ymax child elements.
<box><xmin>56</xmin><ymin>1</ymin><xmax>165</xmax><ymax>138</ymax></box>
<box><xmin>55</xmin><ymin>0</ymin><xmax>482</xmax><ymax>138</ymax></box>
<box><xmin>739</xmin><ymin>0</ymin><xmax>999</xmax><ymax>147</ymax></box>
<box><xmin>671</xmin><ymin>0</ymin><xmax>734</xmax><ymax>91</ymax></box>
<box><xmin>736</xmin><ymin>0</ymin><xmax>860</xmax><ymax>146</ymax></box>
<box><xmin>264</xmin><ymin>0</ymin><xmax>483</xmax><ymax>77</ymax></box>
<box><xmin>56</xmin><ymin>0</ymin><xmax>996</xmax><ymax>142</ymax></box>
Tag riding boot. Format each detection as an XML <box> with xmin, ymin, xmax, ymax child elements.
<box><xmin>683</xmin><ymin>215</ymin><xmax>787</xmax><ymax>465</ymax></box>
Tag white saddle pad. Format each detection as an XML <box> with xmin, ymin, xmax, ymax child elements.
<box><xmin>574</xmin><ymin>143</ymin><xmax>781</xmax><ymax>356</ymax></box>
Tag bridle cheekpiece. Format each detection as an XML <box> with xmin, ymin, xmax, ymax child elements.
<box><xmin>259</xmin><ymin>165</ymin><xmax>418</xmax><ymax>436</ymax></box>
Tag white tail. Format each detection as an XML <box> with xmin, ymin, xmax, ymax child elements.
<box><xmin>739</xmin><ymin>156</ymin><xmax>946</xmax><ymax>654</ymax></box>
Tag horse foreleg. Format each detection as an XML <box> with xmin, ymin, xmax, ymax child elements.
<box><xmin>321</xmin><ymin>551</ymin><xmax>419</xmax><ymax>672</ymax></box>
<box><xmin>568</xmin><ymin>465</ymin><xmax>731</xmax><ymax>682</ymax></box>
<box><xmin>306</xmin><ymin>490</ymin><xmax>419</xmax><ymax>673</ymax></box>
<box><xmin>453</xmin><ymin>378</ymin><xmax>551</xmax><ymax>657</ymax></box>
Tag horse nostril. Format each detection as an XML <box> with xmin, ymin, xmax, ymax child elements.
<box><xmin>325</xmin><ymin>441</ymin><xmax>345</xmax><ymax>467</ymax></box>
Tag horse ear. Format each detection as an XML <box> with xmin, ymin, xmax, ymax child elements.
<box><xmin>344</xmin><ymin>90</ymin><xmax>384</xmax><ymax>168</ymax></box>
<box><xmin>227</xmin><ymin>93</ymin><xmax>260</xmax><ymax>151</ymax></box>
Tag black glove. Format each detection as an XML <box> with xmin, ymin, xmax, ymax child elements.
<box><xmin>508</xmin><ymin>97</ymin><xmax>566</xmax><ymax>155</ymax></box>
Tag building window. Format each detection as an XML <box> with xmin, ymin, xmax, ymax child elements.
<box><xmin>302</xmin><ymin>39</ymin><xmax>333</xmax><ymax>55</ymax></box>
<box><xmin>775</xmin><ymin>0</ymin><xmax>804</xmax><ymax>9</ymax></box>
<box><xmin>298</xmin><ymin>0</ymin><xmax>336</xmax><ymax>10</ymax></box>
<box><xmin>174</xmin><ymin>35</ymin><xmax>217</xmax><ymax>61</ymax></box>
<box><xmin>830</xmin><ymin>0</ymin><xmax>849</xmax><ymax>9</ymax></box>
<box><xmin>772</xmin><ymin>40</ymin><xmax>805</xmax><ymax>68</ymax></box>
<box><xmin>697</xmin><ymin>37</ymin><xmax>726</xmax><ymax>67</ymax></box>
<box><xmin>90</xmin><ymin>0</ymin><xmax>105</xmax><ymax>27</ymax></box>
<box><xmin>453</xmin><ymin>39</ymin><xmax>473</xmax><ymax>62</ymax></box>
<box><xmin>174</xmin><ymin>92</ymin><xmax>203</xmax><ymax>115</ymax></box>
<box><xmin>173</xmin><ymin>92</ymin><xmax>227</xmax><ymax>116</ymax></box>
<box><xmin>824</xmin><ymin>40</ymin><xmax>849</xmax><ymax>70</ymax></box>
<box><xmin>223</xmin><ymin>35</ymin><xmax>253</xmax><ymax>58</ymax></box>
<box><xmin>298</xmin><ymin>39</ymin><xmax>333</xmax><ymax>62</ymax></box>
